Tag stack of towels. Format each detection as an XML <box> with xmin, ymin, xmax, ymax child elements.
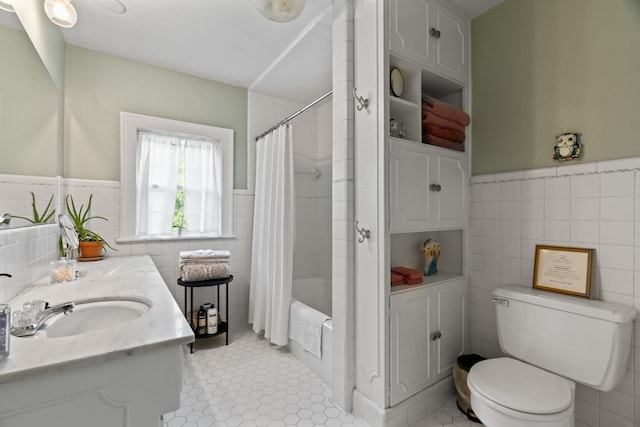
<box><xmin>391</xmin><ymin>266</ymin><xmax>423</xmax><ymax>286</ymax></box>
<box><xmin>179</xmin><ymin>249</ymin><xmax>231</xmax><ymax>282</ymax></box>
<box><xmin>422</xmin><ymin>94</ymin><xmax>471</xmax><ymax>152</ymax></box>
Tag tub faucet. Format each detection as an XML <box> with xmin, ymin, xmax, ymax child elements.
<box><xmin>0</xmin><ymin>213</ymin><xmax>10</xmax><ymax>227</ymax></box>
<box><xmin>11</xmin><ymin>301</ymin><xmax>75</xmax><ymax>337</ymax></box>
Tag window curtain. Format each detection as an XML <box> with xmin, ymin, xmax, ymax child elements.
<box><xmin>248</xmin><ymin>124</ymin><xmax>296</xmax><ymax>345</ymax></box>
<box><xmin>183</xmin><ymin>138</ymin><xmax>222</xmax><ymax>234</ymax></box>
<box><xmin>136</xmin><ymin>131</ymin><xmax>180</xmax><ymax>236</ymax></box>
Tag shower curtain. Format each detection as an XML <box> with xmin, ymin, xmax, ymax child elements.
<box><xmin>248</xmin><ymin>124</ymin><xmax>296</xmax><ymax>345</ymax></box>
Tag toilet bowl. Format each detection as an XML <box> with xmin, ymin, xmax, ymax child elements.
<box><xmin>466</xmin><ymin>285</ymin><xmax>636</xmax><ymax>427</ymax></box>
<box><xmin>468</xmin><ymin>358</ymin><xmax>575</xmax><ymax>427</ymax></box>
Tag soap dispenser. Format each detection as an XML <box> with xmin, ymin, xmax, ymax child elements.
<box><xmin>0</xmin><ymin>304</ymin><xmax>10</xmax><ymax>360</ymax></box>
<box><xmin>0</xmin><ymin>273</ymin><xmax>11</xmax><ymax>360</ymax></box>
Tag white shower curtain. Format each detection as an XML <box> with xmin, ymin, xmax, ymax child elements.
<box><xmin>249</xmin><ymin>124</ymin><xmax>296</xmax><ymax>346</ymax></box>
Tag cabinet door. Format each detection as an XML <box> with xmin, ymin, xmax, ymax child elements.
<box><xmin>389</xmin><ymin>287</ymin><xmax>433</xmax><ymax>406</ymax></box>
<box><xmin>388</xmin><ymin>0</ymin><xmax>431</xmax><ymax>68</ymax></box>
<box><xmin>390</xmin><ymin>139</ymin><xmax>433</xmax><ymax>232</ymax></box>
<box><xmin>431</xmin><ymin>279</ymin><xmax>467</xmax><ymax>383</ymax></box>
<box><xmin>432</xmin><ymin>5</ymin><xmax>469</xmax><ymax>84</ymax></box>
<box><xmin>433</xmin><ymin>148</ymin><xmax>467</xmax><ymax>228</ymax></box>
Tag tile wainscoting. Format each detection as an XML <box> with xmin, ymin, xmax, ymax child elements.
<box><xmin>468</xmin><ymin>158</ymin><xmax>640</xmax><ymax>427</ymax></box>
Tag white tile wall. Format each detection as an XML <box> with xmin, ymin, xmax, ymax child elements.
<box><xmin>0</xmin><ymin>224</ymin><xmax>59</xmax><ymax>304</ymax></box>
<box><xmin>468</xmin><ymin>158</ymin><xmax>640</xmax><ymax>426</ymax></box>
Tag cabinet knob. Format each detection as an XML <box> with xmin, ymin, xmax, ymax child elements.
<box><xmin>429</xmin><ymin>28</ymin><xmax>441</xmax><ymax>39</ymax></box>
<box><xmin>430</xmin><ymin>331</ymin><xmax>442</xmax><ymax>341</ymax></box>
<box><xmin>429</xmin><ymin>184</ymin><xmax>442</xmax><ymax>192</ymax></box>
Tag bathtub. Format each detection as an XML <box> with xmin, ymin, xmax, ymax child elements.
<box><xmin>288</xmin><ymin>277</ymin><xmax>333</xmax><ymax>386</ymax></box>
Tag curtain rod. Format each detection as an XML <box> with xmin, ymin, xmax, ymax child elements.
<box><xmin>255</xmin><ymin>91</ymin><xmax>333</xmax><ymax>142</ymax></box>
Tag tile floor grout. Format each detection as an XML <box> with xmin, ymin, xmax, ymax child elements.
<box><xmin>163</xmin><ymin>326</ymin><xmax>482</xmax><ymax>427</ymax></box>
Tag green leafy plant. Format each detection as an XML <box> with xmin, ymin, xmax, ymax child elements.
<box><xmin>65</xmin><ymin>194</ymin><xmax>115</xmax><ymax>251</ymax></box>
<box><xmin>13</xmin><ymin>192</ymin><xmax>55</xmax><ymax>224</ymax></box>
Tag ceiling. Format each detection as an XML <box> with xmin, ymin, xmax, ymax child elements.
<box><xmin>2</xmin><ymin>0</ymin><xmax>503</xmax><ymax>104</ymax></box>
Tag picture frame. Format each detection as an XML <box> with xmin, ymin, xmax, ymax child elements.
<box><xmin>532</xmin><ymin>245</ymin><xmax>594</xmax><ymax>297</ymax></box>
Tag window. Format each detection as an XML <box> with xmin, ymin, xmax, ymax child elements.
<box><xmin>120</xmin><ymin>113</ymin><xmax>234</xmax><ymax>241</ymax></box>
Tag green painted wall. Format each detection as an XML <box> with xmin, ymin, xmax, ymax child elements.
<box><xmin>471</xmin><ymin>0</ymin><xmax>640</xmax><ymax>174</ymax></box>
<box><xmin>65</xmin><ymin>45</ymin><xmax>248</xmax><ymax>188</ymax></box>
<box><xmin>0</xmin><ymin>25</ymin><xmax>58</xmax><ymax>177</ymax></box>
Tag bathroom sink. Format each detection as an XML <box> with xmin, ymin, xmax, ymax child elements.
<box><xmin>25</xmin><ymin>297</ymin><xmax>152</xmax><ymax>339</ymax></box>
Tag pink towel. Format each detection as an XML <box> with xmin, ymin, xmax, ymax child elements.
<box><xmin>391</xmin><ymin>272</ymin><xmax>405</xmax><ymax>286</ymax></box>
<box><xmin>422</xmin><ymin>94</ymin><xmax>471</xmax><ymax>127</ymax></box>
<box><xmin>424</xmin><ymin>123</ymin><xmax>466</xmax><ymax>143</ymax></box>
<box><xmin>391</xmin><ymin>266</ymin><xmax>423</xmax><ymax>281</ymax></box>
<box><xmin>423</xmin><ymin>134</ymin><xmax>465</xmax><ymax>152</ymax></box>
<box><xmin>422</xmin><ymin>111</ymin><xmax>466</xmax><ymax>134</ymax></box>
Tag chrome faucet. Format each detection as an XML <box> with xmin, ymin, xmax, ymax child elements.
<box><xmin>0</xmin><ymin>213</ymin><xmax>10</xmax><ymax>227</ymax></box>
<box><xmin>11</xmin><ymin>301</ymin><xmax>75</xmax><ymax>337</ymax></box>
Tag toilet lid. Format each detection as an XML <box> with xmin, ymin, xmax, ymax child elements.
<box><xmin>468</xmin><ymin>358</ymin><xmax>573</xmax><ymax>415</ymax></box>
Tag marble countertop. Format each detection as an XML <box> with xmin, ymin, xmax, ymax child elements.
<box><xmin>0</xmin><ymin>255</ymin><xmax>194</xmax><ymax>384</ymax></box>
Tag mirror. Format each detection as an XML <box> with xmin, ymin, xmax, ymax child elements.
<box><xmin>0</xmin><ymin>6</ymin><xmax>64</xmax><ymax>229</ymax></box>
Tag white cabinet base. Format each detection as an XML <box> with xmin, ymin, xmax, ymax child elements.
<box><xmin>0</xmin><ymin>345</ymin><xmax>184</xmax><ymax>427</ymax></box>
<box><xmin>390</xmin><ymin>277</ymin><xmax>467</xmax><ymax>406</ymax></box>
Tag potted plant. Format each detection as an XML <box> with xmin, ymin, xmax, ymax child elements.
<box><xmin>13</xmin><ymin>192</ymin><xmax>55</xmax><ymax>224</ymax></box>
<box><xmin>65</xmin><ymin>194</ymin><xmax>115</xmax><ymax>258</ymax></box>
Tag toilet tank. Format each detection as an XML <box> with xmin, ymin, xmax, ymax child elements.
<box><xmin>493</xmin><ymin>285</ymin><xmax>636</xmax><ymax>391</ymax></box>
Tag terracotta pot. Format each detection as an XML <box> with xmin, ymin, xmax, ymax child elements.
<box><xmin>79</xmin><ymin>241</ymin><xmax>103</xmax><ymax>258</ymax></box>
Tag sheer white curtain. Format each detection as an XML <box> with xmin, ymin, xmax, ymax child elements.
<box><xmin>184</xmin><ymin>138</ymin><xmax>222</xmax><ymax>234</ymax></box>
<box><xmin>136</xmin><ymin>131</ymin><xmax>180</xmax><ymax>236</ymax></box>
<box><xmin>249</xmin><ymin>125</ymin><xmax>296</xmax><ymax>345</ymax></box>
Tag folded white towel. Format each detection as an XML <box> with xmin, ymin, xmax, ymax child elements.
<box><xmin>179</xmin><ymin>249</ymin><xmax>231</xmax><ymax>260</ymax></box>
<box><xmin>289</xmin><ymin>299</ymin><xmax>330</xmax><ymax>359</ymax></box>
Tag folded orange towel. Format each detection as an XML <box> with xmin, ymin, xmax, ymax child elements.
<box><xmin>422</xmin><ymin>111</ymin><xmax>466</xmax><ymax>134</ymax></box>
<box><xmin>404</xmin><ymin>277</ymin><xmax>423</xmax><ymax>285</ymax></box>
<box><xmin>424</xmin><ymin>123</ymin><xmax>466</xmax><ymax>143</ymax></box>
<box><xmin>422</xmin><ymin>94</ymin><xmax>471</xmax><ymax>127</ymax></box>
<box><xmin>391</xmin><ymin>266</ymin><xmax>423</xmax><ymax>281</ymax></box>
<box><xmin>423</xmin><ymin>134</ymin><xmax>465</xmax><ymax>152</ymax></box>
<box><xmin>391</xmin><ymin>272</ymin><xmax>405</xmax><ymax>286</ymax></box>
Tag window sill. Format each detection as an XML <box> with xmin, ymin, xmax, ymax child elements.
<box><xmin>116</xmin><ymin>234</ymin><xmax>236</xmax><ymax>244</ymax></box>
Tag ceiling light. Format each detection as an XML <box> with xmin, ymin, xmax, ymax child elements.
<box><xmin>253</xmin><ymin>0</ymin><xmax>305</xmax><ymax>23</ymax></box>
<box><xmin>0</xmin><ymin>0</ymin><xmax>14</xmax><ymax>13</ymax></box>
<box><xmin>99</xmin><ymin>0</ymin><xmax>127</xmax><ymax>14</ymax></box>
<box><xmin>44</xmin><ymin>0</ymin><xmax>78</xmax><ymax>28</ymax></box>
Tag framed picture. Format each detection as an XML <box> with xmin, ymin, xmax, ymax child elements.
<box><xmin>532</xmin><ymin>245</ymin><xmax>594</xmax><ymax>297</ymax></box>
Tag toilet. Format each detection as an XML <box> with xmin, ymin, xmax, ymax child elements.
<box><xmin>467</xmin><ymin>285</ymin><xmax>636</xmax><ymax>427</ymax></box>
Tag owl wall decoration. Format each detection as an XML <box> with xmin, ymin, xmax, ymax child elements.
<box><xmin>422</xmin><ymin>239</ymin><xmax>441</xmax><ymax>276</ymax></box>
<box><xmin>553</xmin><ymin>132</ymin><xmax>581</xmax><ymax>161</ymax></box>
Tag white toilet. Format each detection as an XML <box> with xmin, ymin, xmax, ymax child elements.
<box><xmin>467</xmin><ymin>285</ymin><xmax>636</xmax><ymax>427</ymax></box>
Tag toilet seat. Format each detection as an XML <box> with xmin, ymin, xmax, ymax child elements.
<box><xmin>468</xmin><ymin>358</ymin><xmax>573</xmax><ymax>415</ymax></box>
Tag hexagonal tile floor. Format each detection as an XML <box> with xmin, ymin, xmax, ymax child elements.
<box><xmin>162</xmin><ymin>326</ymin><xmax>367</xmax><ymax>427</ymax></box>
<box><xmin>162</xmin><ymin>326</ymin><xmax>481</xmax><ymax>427</ymax></box>
<box><xmin>409</xmin><ymin>400</ymin><xmax>484</xmax><ymax>426</ymax></box>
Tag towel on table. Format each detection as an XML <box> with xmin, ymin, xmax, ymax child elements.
<box><xmin>289</xmin><ymin>299</ymin><xmax>330</xmax><ymax>358</ymax></box>
<box><xmin>423</xmin><ymin>133</ymin><xmax>465</xmax><ymax>152</ymax></box>
<box><xmin>179</xmin><ymin>249</ymin><xmax>231</xmax><ymax>282</ymax></box>
<box><xmin>422</xmin><ymin>111</ymin><xmax>466</xmax><ymax>134</ymax></box>
<box><xmin>422</xmin><ymin>94</ymin><xmax>471</xmax><ymax>127</ymax></box>
<box><xmin>179</xmin><ymin>249</ymin><xmax>231</xmax><ymax>260</ymax></box>
<box><xmin>181</xmin><ymin>262</ymin><xmax>230</xmax><ymax>282</ymax></box>
<box><xmin>424</xmin><ymin>123</ymin><xmax>466</xmax><ymax>143</ymax></box>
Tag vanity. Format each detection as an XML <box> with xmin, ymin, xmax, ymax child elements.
<box><xmin>0</xmin><ymin>256</ymin><xmax>194</xmax><ymax>427</ymax></box>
